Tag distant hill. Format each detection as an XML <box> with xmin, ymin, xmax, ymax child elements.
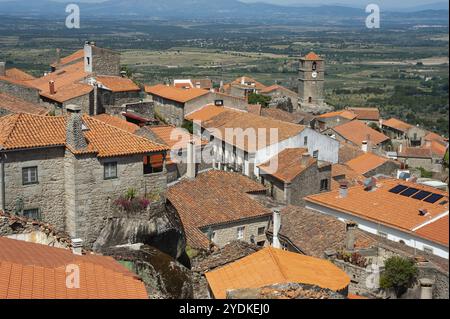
<box><xmin>0</xmin><ymin>0</ymin><xmax>447</xmax><ymax>23</ymax></box>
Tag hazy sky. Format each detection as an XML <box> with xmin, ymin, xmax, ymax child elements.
<box><xmin>2</xmin><ymin>0</ymin><xmax>448</xmax><ymax>10</ymax></box>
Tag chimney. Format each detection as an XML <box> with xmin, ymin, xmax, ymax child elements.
<box><xmin>66</xmin><ymin>104</ymin><xmax>88</xmax><ymax>150</ymax></box>
<box><xmin>361</xmin><ymin>140</ymin><xmax>369</xmax><ymax>153</ymax></box>
<box><xmin>345</xmin><ymin>221</ymin><xmax>358</xmax><ymax>251</ymax></box>
<box><xmin>272</xmin><ymin>210</ymin><xmax>282</xmax><ymax>249</ymax></box>
<box><xmin>71</xmin><ymin>238</ymin><xmax>83</xmax><ymax>256</ymax></box>
<box><xmin>241</xmin><ymin>77</ymin><xmax>245</xmax><ymax>85</ymax></box>
<box><xmin>301</xmin><ymin>152</ymin><xmax>310</xmax><ymax>166</ymax></box>
<box><xmin>120</xmin><ymin>70</ymin><xmax>127</xmax><ymax>78</ymax></box>
<box><xmin>339</xmin><ymin>182</ymin><xmax>349</xmax><ymax>198</ymax></box>
<box><xmin>49</xmin><ymin>80</ymin><xmax>56</xmax><ymax>95</ymax></box>
<box><xmin>419</xmin><ymin>278</ymin><xmax>434</xmax><ymax>299</ymax></box>
<box><xmin>398</xmin><ymin>143</ymin><xmax>404</xmax><ymax>153</ymax></box>
<box><xmin>186</xmin><ymin>139</ymin><xmax>196</xmax><ymax>179</ymax></box>
<box><xmin>56</xmin><ymin>48</ymin><xmax>61</xmax><ymax>65</ymax></box>
<box><xmin>0</xmin><ymin>62</ymin><xmax>5</xmax><ymax>76</ymax></box>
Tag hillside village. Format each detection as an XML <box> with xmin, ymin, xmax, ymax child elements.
<box><xmin>0</xmin><ymin>41</ymin><xmax>448</xmax><ymax>300</ymax></box>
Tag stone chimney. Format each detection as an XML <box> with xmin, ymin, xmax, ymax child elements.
<box><xmin>398</xmin><ymin>143</ymin><xmax>404</xmax><ymax>153</ymax></box>
<box><xmin>419</xmin><ymin>278</ymin><xmax>434</xmax><ymax>299</ymax></box>
<box><xmin>186</xmin><ymin>139</ymin><xmax>196</xmax><ymax>179</ymax></box>
<box><xmin>71</xmin><ymin>238</ymin><xmax>83</xmax><ymax>256</ymax></box>
<box><xmin>49</xmin><ymin>80</ymin><xmax>56</xmax><ymax>95</ymax></box>
<box><xmin>301</xmin><ymin>152</ymin><xmax>310</xmax><ymax>166</ymax></box>
<box><xmin>345</xmin><ymin>221</ymin><xmax>358</xmax><ymax>250</ymax></box>
<box><xmin>66</xmin><ymin>104</ymin><xmax>88</xmax><ymax>150</ymax></box>
<box><xmin>56</xmin><ymin>48</ymin><xmax>61</xmax><ymax>66</ymax></box>
<box><xmin>272</xmin><ymin>210</ymin><xmax>282</xmax><ymax>249</ymax></box>
<box><xmin>0</xmin><ymin>62</ymin><xmax>6</xmax><ymax>76</ymax></box>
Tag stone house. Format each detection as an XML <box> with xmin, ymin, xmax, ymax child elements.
<box><xmin>222</xmin><ymin>76</ymin><xmax>267</xmax><ymax>99</ymax></box>
<box><xmin>0</xmin><ymin>106</ymin><xmax>169</xmax><ymax>247</ymax></box>
<box><xmin>345</xmin><ymin>152</ymin><xmax>401</xmax><ymax>178</ymax></box>
<box><xmin>312</xmin><ymin>110</ymin><xmax>357</xmax><ymax>132</ymax></box>
<box><xmin>186</xmin><ymin>105</ymin><xmax>339</xmax><ymax>180</ymax></box>
<box><xmin>326</xmin><ymin>120</ymin><xmax>391</xmax><ymax>152</ymax></box>
<box><xmin>260</xmin><ymin>84</ymin><xmax>299</xmax><ymax>110</ymax></box>
<box><xmin>397</xmin><ymin>146</ymin><xmax>444</xmax><ymax>173</ymax></box>
<box><xmin>167</xmin><ymin>170</ymin><xmax>272</xmax><ymax>251</ymax></box>
<box><xmin>145</xmin><ymin>84</ymin><xmax>248</xmax><ymax>126</ymax></box>
<box><xmin>0</xmin><ymin>92</ymin><xmax>49</xmax><ymax>116</ymax></box>
<box><xmin>381</xmin><ymin>118</ymin><xmax>427</xmax><ymax>148</ymax></box>
<box><xmin>258</xmin><ymin>148</ymin><xmax>332</xmax><ymax>206</ymax></box>
<box><xmin>346</xmin><ymin>107</ymin><xmax>380</xmax><ymax>127</ymax></box>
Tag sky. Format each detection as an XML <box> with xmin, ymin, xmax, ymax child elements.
<box><xmin>1</xmin><ymin>0</ymin><xmax>447</xmax><ymax>10</ymax></box>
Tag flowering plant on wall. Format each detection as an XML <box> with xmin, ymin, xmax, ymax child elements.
<box><xmin>114</xmin><ymin>188</ymin><xmax>151</xmax><ymax>216</ymax></box>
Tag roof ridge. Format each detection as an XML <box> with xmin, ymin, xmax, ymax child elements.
<box><xmin>266</xmin><ymin>247</ymin><xmax>289</xmax><ymax>282</ymax></box>
<box><xmin>0</xmin><ymin>113</ymin><xmax>21</xmax><ymax>148</ymax></box>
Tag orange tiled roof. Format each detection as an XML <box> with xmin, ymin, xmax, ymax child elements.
<box><xmin>306</xmin><ymin>179</ymin><xmax>449</xmax><ymax>244</ymax></box>
<box><xmin>430</xmin><ymin>140</ymin><xmax>448</xmax><ymax>158</ymax></box>
<box><xmin>185</xmin><ymin>104</ymin><xmax>231</xmax><ymax>122</ymax></box>
<box><xmin>345</xmin><ymin>152</ymin><xmax>391</xmax><ymax>175</ymax></box>
<box><xmin>51</xmin><ymin>49</ymin><xmax>85</xmax><ymax>68</ymax></box>
<box><xmin>260</xmin><ymin>108</ymin><xmax>306</xmax><ymax>124</ymax></box>
<box><xmin>167</xmin><ymin>170</ymin><xmax>269</xmax><ymax>250</ymax></box>
<box><xmin>331</xmin><ymin>163</ymin><xmax>365</xmax><ymax>188</ymax></box>
<box><xmin>0</xmin><ymin>237</ymin><xmax>148</xmax><ymax>299</ymax></box>
<box><xmin>0</xmin><ymin>113</ymin><xmax>168</xmax><ymax>157</ymax></box>
<box><xmin>398</xmin><ymin>147</ymin><xmax>432</xmax><ymax>159</ymax></box>
<box><xmin>304</xmin><ymin>52</ymin><xmax>322</xmax><ymax>61</ymax></box>
<box><xmin>145</xmin><ymin>84</ymin><xmax>209</xmax><ymax>103</ymax></box>
<box><xmin>148</xmin><ymin>125</ymin><xmax>207</xmax><ymax>149</ymax></box>
<box><xmin>0</xmin><ymin>92</ymin><xmax>48</xmax><ymax>115</ymax></box>
<box><xmin>205</xmin><ymin>247</ymin><xmax>350</xmax><ymax>299</ymax></box>
<box><xmin>332</xmin><ymin>120</ymin><xmax>390</xmax><ymax>146</ymax></box>
<box><xmin>317</xmin><ymin>110</ymin><xmax>357</xmax><ymax>121</ymax></box>
<box><xmin>425</xmin><ymin>131</ymin><xmax>447</xmax><ymax>144</ymax></box>
<box><xmin>4</xmin><ymin>68</ymin><xmax>36</xmax><ymax>81</ymax></box>
<box><xmin>258</xmin><ymin>148</ymin><xmax>316</xmax><ymax>183</ymax></box>
<box><xmin>93</xmin><ymin>113</ymin><xmax>139</xmax><ymax>134</ymax></box>
<box><xmin>415</xmin><ymin>215</ymin><xmax>449</xmax><ymax>247</ymax></box>
<box><xmin>347</xmin><ymin>107</ymin><xmax>380</xmax><ymax>121</ymax></box>
<box><xmin>260</xmin><ymin>84</ymin><xmax>296</xmax><ymax>95</ymax></box>
<box><xmin>230</xmin><ymin>76</ymin><xmax>267</xmax><ymax>91</ymax></box>
<box><xmin>247</xmin><ymin>104</ymin><xmax>262</xmax><ymax>115</ymax></box>
<box><xmin>382</xmin><ymin>118</ymin><xmax>413</xmax><ymax>133</ymax></box>
<box><xmin>96</xmin><ymin>76</ymin><xmax>140</xmax><ymax>92</ymax></box>
<box><xmin>189</xmin><ymin>106</ymin><xmax>306</xmax><ymax>153</ymax></box>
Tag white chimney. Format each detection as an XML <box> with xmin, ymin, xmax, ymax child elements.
<box><xmin>419</xmin><ymin>278</ymin><xmax>434</xmax><ymax>299</ymax></box>
<box><xmin>398</xmin><ymin>143</ymin><xmax>404</xmax><ymax>153</ymax></box>
<box><xmin>186</xmin><ymin>139</ymin><xmax>196</xmax><ymax>179</ymax></box>
<box><xmin>272</xmin><ymin>210</ymin><xmax>282</xmax><ymax>249</ymax></box>
<box><xmin>241</xmin><ymin>77</ymin><xmax>245</xmax><ymax>85</ymax></box>
<box><xmin>71</xmin><ymin>238</ymin><xmax>83</xmax><ymax>256</ymax></box>
<box><xmin>345</xmin><ymin>222</ymin><xmax>358</xmax><ymax>250</ymax></box>
<box><xmin>361</xmin><ymin>141</ymin><xmax>369</xmax><ymax>153</ymax></box>
<box><xmin>339</xmin><ymin>182</ymin><xmax>349</xmax><ymax>198</ymax></box>
<box><xmin>301</xmin><ymin>152</ymin><xmax>310</xmax><ymax>166</ymax></box>
<box><xmin>0</xmin><ymin>62</ymin><xmax>5</xmax><ymax>76</ymax></box>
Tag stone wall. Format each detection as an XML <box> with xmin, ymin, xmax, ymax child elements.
<box><xmin>152</xmin><ymin>96</ymin><xmax>185</xmax><ymax>126</ymax></box>
<box><xmin>91</xmin><ymin>46</ymin><xmax>121</xmax><ymax>76</ymax></box>
<box><xmin>201</xmin><ymin>215</ymin><xmax>271</xmax><ymax>248</ymax></box>
<box><xmin>0</xmin><ymin>80</ymin><xmax>41</xmax><ymax>104</ymax></box>
<box><xmin>63</xmin><ymin>91</ymin><xmax>94</xmax><ymax>115</ymax></box>
<box><xmin>290</xmin><ymin>163</ymin><xmax>332</xmax><ymax>206</ymax></box>
<box><xmin>365</xmin><ymin>160</ymin><xmax>401</xmax><ymax>178</ymax></box>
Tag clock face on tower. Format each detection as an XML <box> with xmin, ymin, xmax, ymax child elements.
<box><xmin>312</xmin><ymin>71</ymin><xmax>318</xmax><ymax>79</ymax></box>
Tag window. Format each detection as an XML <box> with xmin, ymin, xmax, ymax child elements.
<box><xmin>143</xmin><ymin>154</ymin><xmax>164</xmax><ymax>175</ymax></box>
<box><xmin>86</xmin><ymin>57</ymin><xmax>90</xmax><ymax>65</ymax></box>
<box><xmin>308</xmin><ymin>97</ymin><xmax>312</xmax><ymax>103</ymax></box>
<box><xmin>214</xmin><ymin>100</ymin><xmax>224</xmax><ymax>106</ymax></box>
<box><xmin>313</xmin><ymin>150</ymin><xmax>319</xmax><ymax>159</ymax></box>
<box><xmin>258</xmin><ymin>227</ymin><xmax>266</xmax><ymax>236</ymax></box>
<box><xmin>423</xmin><ymin>246</ymin><xmax>434</xmax><ymax>255</ymax></box>
<box><xmin>104</xmin><ymin>162</ymin><xmax>118</xmax><ymax>180</ymax></box>
<box><xmin>320</xmin><ymin>179</ymin><xmax>329</xmax><ymax>191</ymax></box>
<box><xmin>378</xmin><ymin>231</ymin><xmax>388</xmax><ymax>239</ymax></box>
<box><xmin>304</xmin><ymin>136</ymin><xmax>308</xmax><ymax>146</ymax></box>
<box><xmin>312</xmin><ymin>62</ymin><xmax>317</xmax><ymax>71</ymax></box>
<box><xmin>22</xmin><ymin>167</ymin><xmax>38</xmax><ymax>185</ymax></box>
<box><xmin>237</xmin><ymin>226</ymin><xmax>245</xmax><ymax>240</ymax></box>
<box><xmin>257</xmin><ymin>241</ymin><xmax>266</xmax><ymax>247</ymax></box>
<box><xmin>23</xmin><ymin>208</ymin><xmax>40</xmax><ymax>221</ymax></box>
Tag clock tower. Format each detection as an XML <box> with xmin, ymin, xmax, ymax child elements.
<box><xmin>298</xmin><ymin>52</ymin><xmax>325</xmax><ymax>110</ymax></box>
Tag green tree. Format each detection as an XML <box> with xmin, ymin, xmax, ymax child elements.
<box><xmin>380</xmin><ymin>256</ymin><xmax>418</xmax><ymax>297</ymax></box>
<box><xmin>248</xmin><ymin>93</ymin><xmax>271</xmax><ymax>108</ymax></box>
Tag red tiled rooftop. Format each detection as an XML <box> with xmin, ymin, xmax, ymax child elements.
<box><xmin>0</xmin><ymin>92</ymin><xmax>48</xmax><ymax>115</ymax></box>
<box><xmin>0</xmin><ymin>237</ymin><xmax>148</xmax><ymax>299</ymax></box>
<box><xmin>347</xmin><ymin>107</ymin><xmax>380</xmax><ymax>121</ymax></box>
<box><xmin>96</xmin><ymin>76</ymin><xmax>140</xmax><ymax>93</ymax></box>
<box><xmin>382</xmin><ymin>118</ymin><xmax>413</xmax><ymax>133</ymax></box>
<box><xmin>145</xmin><ymin>84</ymin><xmax>209</xmax><ymax>103</ymax></box>
<box><xmin>332</xmin><ymin>120</ymin><xmax>390</xmax><ymax>146</ymax></box>
<box><xmin>345</xmin><ymin>152</ymin><xmax>392</xmax><ymax>175</ymax></box>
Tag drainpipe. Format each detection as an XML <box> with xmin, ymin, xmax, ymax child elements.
<box><xmin>0</xmin><ymin>151</ymin><xmax>6</xmax><ymax>212</ymax></box>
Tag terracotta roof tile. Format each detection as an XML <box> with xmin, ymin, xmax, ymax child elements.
<box><xmin>51</xmin><ymin>49</ymin><xmax>84</xmax><ymax>68</ymax></box>
<box><xmin>93</xmin><ymin>114</ymin><xmax>139</xmax><ymax>134</ymax></box>
<box><xmin>345</xmin><ymin>152</ymin><xmax>392</xmax><ymax>175</ymax></box>
<box><xmin>260</xmin><ymin>84</ymin><xmax>296</xmax><ymax>95</ymax></box>
<box><xmin>331</xmin><ymin>163</ymin><xmax>365</xmax><ymax>188</ymax></box>
<box><xmin>145</xmin><ymin>84</ymin><xmax>209</xmax><ymax>103</ymax></box>
<box><xmin>247</xmin><ymin>104</ymin><xmax>262</xmax><ymax>115</ymax></box>
<box><xmin>205</xmin><ymin>247</ymin><xmax>350</xmax><ymax>299</ymax></box>
<box><xmin>425</xmin><ymin>132</ymin><xmax>447</xmax><ymax>144</ymax></box>
<box><xmin>230</xmin><ymin>76</ymin><xmax>267</xmax><ymax>90</ymax></box>
<box><xmin>185</xmin><ymin>104</ymin><xmax>232</xmax><ymax>122</ymax></box>
<box><xmin>332</xmin><ymin>120</ymin><xmax>389</xmax><ymax>146</ymax></box>
<box><xmin>382</xmin><ymin>118</ymin><xmax>413</xmax><ymax>133</ymax></box>
<box><xmin>0</xmin><ymin>93</ymin><xmax>48</xmax><ymax>115</ymax></box>
<box><xmin>415</xmin><ymin>215</ymin><xmax>449</xmax><ymax>247</ymax></box>
<box><xmin>0</xmin><ymin>113</ymin><xmax>168</xmax><ymax>157</ymax></box>
<box><xmin>398</xmin><ymin>147</ymin><xmax>432</xmax><ymax>159</ymax></box>
<box><xmin>338</xmin><ymin>142</ymin><xmax>365</xmax><ymax>163</ymax></box>
<box><xmin>0</xmin><ymin>237</ymin><xmax>148</xmax><ymax>299</ymax></box>
<box><xmin>347</xmin><ymin>107</ymin><xmax>380</xmax><ymax>121</ymax></box>
<box><xmin>96</xmin><ymin>76</ymin><xmax>140</xmax><ymax>92</ymax></box>
<box><xmin>317</xmin><ymin>110</ymin><xmax>356</xmax><ymax>121</ymax></box>
<box><xmin>260</xmin><ymin>108</ymin><xmax>305</xmax><ymax>124</ymax></box>
<box><xmin>258</xmin><ymin>148</ymin><xmax>316</xmax><ymax>183</ymax></box>
<box><xmin>147</xmin><ymin>125</ymin><xmax>207</xmax><ymax>149</ymax></box>
<box><xmin>304</xmin><ymin>52</ymin><xmax>322</xmax><ymax>61</ymax></box>
<box><xmin>4</xmin><ymin>68</ymin><xmax>36</xmax><ymax>81</ymax></box>
<box><xmin>306</xmin><ymin>179</ymin><xmax>449</xmax><ymax>243</ymax></box>
<box><xmin>167</xmin><ymin>170</ymin><xmax>269</xmax><ymax>250</ymax></box>
<box><xmin>430</xmin><ymin>141</ymin><xmax>448</xmax><ymax>158</ymax></box>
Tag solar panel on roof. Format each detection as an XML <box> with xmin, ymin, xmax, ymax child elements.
<box><xmin>412</xmin><ymin>191</ymin><xmax>432</xmax><ymax>200</ymax></box>
<box><xmin>389</xmin><ymin>185</ymin><xmax>408</xmax><ymax>194</ymax></box>
<box><xmin>423</xmin><ymin>194</ymin><xmax>444</xmax><ymax>204</ymax></box>
<box><xmin>399</xmin><ymin>188</ymin><xmax>420</xmax><ymax>197</ymax></box>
